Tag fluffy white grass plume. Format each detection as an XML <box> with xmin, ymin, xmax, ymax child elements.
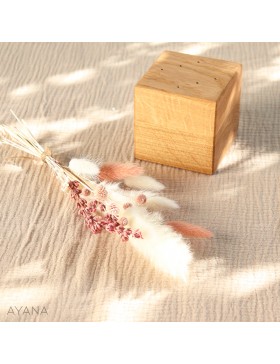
<box><xmin>145</xmin><ymin>196</ymin><xmax>179</xmax><ymax>211</ymax></box>
<box><xmin>0</xmin><ymin>112</ymin><xmax>213</xmax><ymax>280</ymax></box>
<box><xmin>124</xmin><ymin>175</ymin><xmax>165</xmax><ymax>192</ymax></box>
<box><xmin>69</xmin><ymin>158</ymin><xmax>100</xmax><ymax>179</ymax></box>
<box><xmin>124</xmin><ymin>206</ymin><xmax>192</xmax><ymax>279</ymax></box>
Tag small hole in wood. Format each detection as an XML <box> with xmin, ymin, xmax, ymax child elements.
<box><xmin>196</xmin><ymin>81</ymin><xmax>199</xmax><ymax>84</ymax></box>
<box><xmin>214</xmin><ymin>77</ymin><xmax>217</xmax><ymax>80</ymax></box>
<box><xmin>177</xmin><ymin>85</ymin><xmax>180</xmax><ymax>88</ymax></box>
<box><xmin>197</xmin><ymin>61</ymin><xmax>200</xmax><ymax>63</ymax></box>
<box><xmin>179</xmin><ymin>64</ymin><xmax>182</xmax><ymax>67</ymax></box>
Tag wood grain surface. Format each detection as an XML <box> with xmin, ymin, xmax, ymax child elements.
<box><xmin>0</xmin><ymin>43</ymin><xmax>279</xmax><ymax>321</ymax></box>
<box><xmin>134</xmin><ymin>51</ymin><xmax>242</xmax><ymax>174</ymax></box>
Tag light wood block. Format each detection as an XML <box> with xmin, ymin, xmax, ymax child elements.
<box><xmin>134</xmin><ymin>50</ymin><xmax>242</xmax><ymax>174</ymax></box>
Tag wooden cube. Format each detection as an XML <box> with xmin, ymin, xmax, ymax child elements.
<box><xmin>134</xmin><ymin>51</ymin><xmax>242</xmax><ymax>174</ymax></box>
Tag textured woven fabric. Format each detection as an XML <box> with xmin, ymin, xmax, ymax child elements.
<box><xmin>0</xmin><ymin>42</ymin><xmax>279</xmax><ymax>321</ymax></box>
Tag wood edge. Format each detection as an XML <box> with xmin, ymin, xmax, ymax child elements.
<box><xmin>158</xmin><ymin>50</ymin><xmax>243</xmax><ymax>70</ymax></box>
<box><xmin>133</xmin><ymin>86</ymin><xmax>137</xmax><ymax>160</ymax></box>
<box><xmin>215</xmin><ymin>64</ymin><xmax>242</xmax><ymax>105</ymax></box>
<box><xmin>213</xmin><ymin>67</ymin><xmax>242</xmax><ymax>173</ymax></box>
<box><xmin>134</xmin><ymin>155</ymin><xmax>214</xmax><ymax>175</ymax></box>
<box><xmin>211</xmin><ymin>101</ymin><xmax>218</xmax><ymax>174</ymax></box>
<box><xmin>134</xmin><ymin>83</ymin><xmax>218</xmax><ymax>105</ymax></box>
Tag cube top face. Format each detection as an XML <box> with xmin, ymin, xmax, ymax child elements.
<box><xmin>136</xmin><ymin>50</ymin><xmax>241</xmax><ymax>102</ymax></box>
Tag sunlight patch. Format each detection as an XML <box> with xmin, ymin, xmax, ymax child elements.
<box><xmin>0</xmin><ymin>163</ymin><xmax>22</xmax><ymax>173</ymax></box>
<box><xmin>9</xmin><ymin>83</ymin><xmax>40</xmax><ymax>97</ymax></box>
<box><xmin>106</xmin><ymin>291</ymin><xmax>169</xmax><ymax>321</ymax></box>
<box><xmin>3</xmin><ymin>260</ymin><xmax>45</xmax><ymax>281</ymax></box>
<box><xmin>222</xmin><ymin>265</ymin><xmax>280</xmax><ymax>297</ymax></box>
<box><xmin>182</xmin><ymin>43</ymin><xmax>220</xmax><ymax>55</ymax></box>
<box><xmin>47</xmin><ymin>68</ymin><xmax>96</xmax><ymax>86</ymax></box>
<box><xmin>0</xmin><ymin>285</ymin><xmax>53</xmax><ymax>306</ymax></box>
<box><xmin>26</xmin><ymin>118</ymin><xmax>91</xmax><ymax>138</ymax></box>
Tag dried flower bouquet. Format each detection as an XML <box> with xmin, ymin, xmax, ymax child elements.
<box><xmin>1</xmin><ymin>112</ymin><xmax>212</xmax><ymax>276</ymax></box>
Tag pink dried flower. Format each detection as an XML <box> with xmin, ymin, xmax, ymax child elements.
<box><xmin>99</xmin><ymin>203</ymin><xmax>106</xmax><ymax>212</ymax></box>
<box><xmin>77</xmin><ymin>198</ymin><xmax>87</xmax><ymax>209</ymax></box>
<box><xmin>69</xmin><ymin>181</ymin><xmax>80</xmax><ymax>189</ymax></box>
<box><xmin>116</xmin><ymin>225</ymin><xmax>125</xmax><ymax>233</ymax></box>
<box><xmin>68</xmin><ymin>180</ymin><xmax>143</xmax><ymax>241</ymax></box>
<box><xmin>121</xmin><ymin>228</ymin><xmax>132</xmax><ymax>242</ymax></box>
<box><xmin>133</xmin><ymin>229</ymin><xmax>143</xmax><ymax>239</ymax></box>
<box><xmin>119</xmin><ymin>217</ymin><xmax>128</xmax><ymax>226</ymax></box>
<box><xmin>89</xmin><ymin>200</ymin><xmax>98</xmax><ymax>212</ymax></box>
<box><xmin>136</xmin><ymin>194</ymin><xmax>147</xmax><ymax>205</ymax></box>
<box><xmin>83</xmin><ymin>189</ymin><xmax>91</xmax><ymax>196</ymax></box>
<box><xmin>106</xmin><ymin>223</ymin><xmax>116</xmax><ymax>233</ymax></box>
<box><xmin>109</xmin><ymin>203</ymin><xmax>119</xmax><ymax>216</ymax></box>
<box><xmin>121</xmin><ymin>235</ymin><xmax>129</xmax><ymax>242</ymax></box>
<box><xmin>96</xmin><ymin>185</ymin><xmax>108</xmax><ymax>201</ymax></box>
<box><xmin>123</xmin><ymin>202</ymin><xmax>132</xmax><ymax>209</ymax></box>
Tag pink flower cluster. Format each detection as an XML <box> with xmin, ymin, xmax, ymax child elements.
<box><xmin>68</xmin><ymin>181</ymin><xmax>143</xmax><ymax>242</ymax></box>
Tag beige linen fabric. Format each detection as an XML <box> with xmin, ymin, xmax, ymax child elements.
<box><xmin>0</xmin><ymin>43</ymin><xmax>279</xmax><ymax>321</ymax></box>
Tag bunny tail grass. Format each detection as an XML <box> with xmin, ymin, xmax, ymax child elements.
<box><xmin>146</xmin><ymin>196</ymin><xmax>179</xmax><ymax>211</ymax></box>
<box><xmin>69</xmin><ymin>158</ymin><xmax>100</xmax><ymax>179</ymax></box>
<box><xmin>167</xmin><ymin>221</ymin><xmax>213</xmax><ymax>238</ymax></box>
<box><xmin>124</xmin><ymin>175</ymin><xmax>165</xmax><ymax>192</ymax></box>
<box><xmin>99</xmin><ymin>162</ymin><xmax>144</xmax><ymax>181</ymax></box>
